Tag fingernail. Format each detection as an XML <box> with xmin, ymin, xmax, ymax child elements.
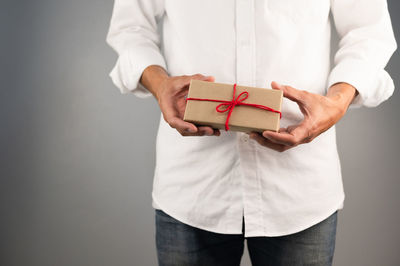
<box><xmin>187</xmin><ymin>128</ymin><xmax>197</xmax><ymax>133</ymax></box>
<box><xmin>273</xmin><ymin>81</ymin><xmax>282</xmax><ymax>88</ymax></box>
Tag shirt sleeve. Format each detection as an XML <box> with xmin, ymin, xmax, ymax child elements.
<box><xmin>327</xmin><ymin>0</ymin><xmax>397</xmax><ymax>108</ymax></box>
<box><xmin>106</xmin><ymin>0</ymin><xmax>166</xmax><ymax>98</ymax></box>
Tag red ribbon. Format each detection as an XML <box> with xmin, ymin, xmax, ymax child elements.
<box><xmin>186</xmin><ymin>83</ymin><xmax>282</xmax><ymax>131</ymax></box>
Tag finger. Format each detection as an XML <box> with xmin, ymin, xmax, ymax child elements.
<box><xmin>277</xmin><ymin>127</ymin><xmax>289</xmax><ymax>133</ymax></box>
<box><xmin>271</xmin><ymin>81</ymin><xmax>313</xmax><ymax>121</ymax></box>
<box><xmin>191</xmin><ymin>73</ymin><xmax>215</xmax><ymax>82</ymax></box>
<box><xmin>271</xmin><ymin>81</ymin><xmax>307</xmax><ymax>104</ymax></box>
<box><xmin>178</xmin><ymin>74</ymin><xmax>215</xmax><ymax>88</ymax></box>
<box><xmin>180</xmin><ymin>129</ymin><xmax>205</xmax><ymax>136</ymax></box>
<box><xmin>200</xmin><ymin>127</ymin><xmax>221</xmax><ymax>136</ymax></box>
<box><xmin>262</xmin><ymin>123</ymin><xmax>310</xmax><ymax>146</ymax></box>
<box><xmin>181</xmin><ymin>127</ymin><xmax>220</xmax><ymax>137</ymax></box>
<box><xmin>198</xmin><ymin>127</ymin><xmax>221</xmax><ymax>136</ymax></box>
<box><xmin>162</xmin><ymin>101</ymin><xmax>198</xmax><ymax>133</ymax></box>
<box><xmin>197</xmin><ymin>126</ymin><xmax>216</xmax><ymax>136</ymax></box>
<box><xmin>201</xmin><ymin>75</ymin><xmax>215</xmax><ymax>82</ymax></box>
<box><xmin>168</xmin><ymin>116</ymin><xmax>198</xmax><ymax>133</ymax></box>
<box><xmin>249</xmin><ymin>132</ymin><xmax>291</xmax><ymax>152</ymax></box>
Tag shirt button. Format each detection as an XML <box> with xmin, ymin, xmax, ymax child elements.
<box><xmin>239</xmin><ymin>39</ymin><xmax>251</xmax><ymax>47</ymax></box>
<box><xmin>241</xmin><ymin>134</ymin><xmax>249</xmax><ymax>142</ymax></box>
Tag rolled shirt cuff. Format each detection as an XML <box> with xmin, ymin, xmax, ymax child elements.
<box><xmin>109</xmin><ymin>48</ymin><xmax>167</xmax><ymax>98</ymax></box>
<box><xmin>326</xmin><ymin>59</ymin><xmax>395</xmax><ymax>108</ymax></box>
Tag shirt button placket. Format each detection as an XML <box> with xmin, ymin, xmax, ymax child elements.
<box><xmin>236</xmin><ymin>0</ymin><xmax>254</xmax><ymax>86</ymax></box>
<box><xmin>236</xmin><ymin>0</ymin><xmax>263</xmax><ymax>237</ymax></box>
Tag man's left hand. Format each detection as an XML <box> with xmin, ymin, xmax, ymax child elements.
<box><xmin>249</xmin><ymin>81</ymin><xmax>358</xmax><ymax>152</ymax></box>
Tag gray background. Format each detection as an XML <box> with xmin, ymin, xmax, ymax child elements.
<box><xmin>1</xmin><ymin>0</ymin><xmax>399</xmax><ymax>265</ymax></box>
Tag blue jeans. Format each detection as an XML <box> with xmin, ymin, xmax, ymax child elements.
<box><xmin>155</xmin><ymin>209</ymin><xmax>338</xmax><ymax>266</ymax></box>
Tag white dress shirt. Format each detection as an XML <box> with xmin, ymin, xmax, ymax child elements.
<box><xmin>106</xmin><ymin>0</ymin><xmax>397</xmax><ymax>237</ymax></box>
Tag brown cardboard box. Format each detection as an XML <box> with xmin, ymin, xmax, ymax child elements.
<box><xmin>183</xmin><ymin>80</ymin><xmax>283</xmax><ymax>133</ymax></box>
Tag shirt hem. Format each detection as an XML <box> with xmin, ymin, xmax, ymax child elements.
<box><xmin>152</xmin><ymin>192</ymin><xmax>345</xmax><ymax>237</ymax></box>
<box><xmin>151</xmin><ymin>194</ymin><xmax>243</xmax><ymax>235</ymax></box>
<box><xmin>244</xmin><ymin>194</ymin><xmax>345</xmax><ymax>238</ymax></box>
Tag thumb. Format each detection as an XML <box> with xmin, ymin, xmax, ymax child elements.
<box><xmin>182</xmin><ymin>74</ymin><xmax>215</xmax><ymax>86</ymax></box>
<box><xmin>271</xmin><ymin>81</ymin><xmax>305</xmax><ymax>104</ymax></box>
<box><xmin>204</xmin><ymin>76</ymin><xmax>215</xmax><ymax>82</ymax></box>
<box><xmin>179</xmin><ymin>74</ymin><xmax>214</xmax><ymax>88</ymax></box>
<box><xmin>271</xmin><ymin>80</ymin><xmax>284</xmax><ymax>91</ymax></box>
<box><xmin>194</xmin><ymin>74</ymin><xmax>215</xmax><ymax>82</ymax></box>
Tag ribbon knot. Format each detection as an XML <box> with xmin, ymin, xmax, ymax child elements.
<box><xmin>186</xmin><ymin>83</ymin><xmax>282</xmax><ymax>131</ymax></box>
<box><xmin>216</xmin><ymin>90</ymin><xmax>248</xmax><ymax>113</ymax></box>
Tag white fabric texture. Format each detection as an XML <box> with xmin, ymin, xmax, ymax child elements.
<box><xmin>106</xmin><ymin>0</ymin><xmax>397</xmax><ymax>237</ymax></box>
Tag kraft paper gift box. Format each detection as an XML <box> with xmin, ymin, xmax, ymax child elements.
<box><xmin>183</xmin><ymin>80</ymin><xmax>283</xmax><ymax>133</ymax></box>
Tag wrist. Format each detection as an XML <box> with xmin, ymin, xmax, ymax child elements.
<box><xmin>140</xmin><ymin>65</ymin><xmax>170</xmax><ymax>101</ymax></box>
<box><xmin>326</xmin><ymin>82</ymin><xmax>358</xmax><ymax>111</ymax></box>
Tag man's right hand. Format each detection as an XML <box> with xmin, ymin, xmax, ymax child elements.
<box><xmin>140</xmin><ymin>65</ymin><xmax>220</xmax><ymax>137</ymax></box>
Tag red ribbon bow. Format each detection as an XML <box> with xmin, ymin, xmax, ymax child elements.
<box><xmin>186</xmin><ymin>83</ymin><xmax>282</xmax><ymax>131</ymax></box>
